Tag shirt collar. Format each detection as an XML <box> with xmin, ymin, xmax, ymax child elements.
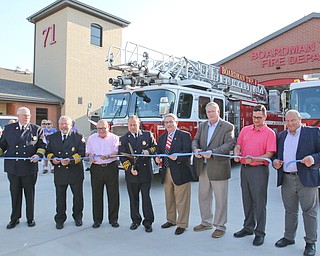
<box><xmin>287</xmin><ymin>126</ymin><xmax>301</xmax><ymax>136</ymax></box>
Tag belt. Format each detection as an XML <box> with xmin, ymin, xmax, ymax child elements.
<box><xmin>92</xmin><ymin>162</ymin><xmax>116</xmax><ymax>168</ymax></box>
<box><xmin>283</xmin><ymin>172</ymin><xmax>298</xmax><ymax>175</ymax></box>
<box><xmin>242</xmin><ymin>164</ymin><xmax>266</xmax><ymax>168</ymax></box>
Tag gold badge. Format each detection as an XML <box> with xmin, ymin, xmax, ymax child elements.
<box><xmin>71</xmin><ymin>147</ymin><xmax>75</xmax><ymax>152</ymax></box>
<box><xmin>142</xmin><ymin>141</ymin><xmax>146</xmax><ymax>145</ymax></box>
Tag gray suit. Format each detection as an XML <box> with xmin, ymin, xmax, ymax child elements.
<box><xmin>192</xmin><ymin>119</ymin><xmax>234</xmax><ymax>231</ymax></box>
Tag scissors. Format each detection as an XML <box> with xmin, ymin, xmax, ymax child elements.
<box><xmin>120</xmin><ymin>142</ymin><xmax>138</xmax><ymax>170</ymax></box>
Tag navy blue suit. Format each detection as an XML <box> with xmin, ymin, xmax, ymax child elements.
<box><xmin>274</xmin><ymin>125</ymin><xmax>320</xmax><ymax>244</ymax></box>
<box><xmin>157</xmin><ymin>129</ymin><xmax>193</xmax><ymax>185</ymax></box>
<box><xmin>0</xmin><ymin>122</ymin><xmax>46</xmax><ymax>222</ymax></box>
<box><xmin>275</xmin><ymin>126</ymin><xmax>320</xmax><ymax>187</ymax></box>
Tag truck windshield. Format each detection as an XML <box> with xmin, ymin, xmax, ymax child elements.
<box><xmin>128</xmin><ymin>89</ymin><xmax>176</xmax><ymax>118</ymax></box>
<box><xmin>101</xmin><ymin>92</ymin><xmax>130</xmax><ymax>119</ymax></box>
<box><xmin>290</xmin><ymin>87</ymin><xmax>320</xmax><ymax>119</ymax></box>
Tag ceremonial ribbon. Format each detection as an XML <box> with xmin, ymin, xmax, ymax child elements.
<box><xmin>0</xmin><ymin>152</ymin><xmax>272</xmax><ymax>164</ymax></box>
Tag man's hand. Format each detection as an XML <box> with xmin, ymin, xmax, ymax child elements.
<box><xmin>272</xmin><ymin>159</ymin><xmax>283</xmax><ymax>170</ymax></box>
<box><xmin>301</xmin><ymin>155</ymin><xmax>314</xmax><ymax>167</ymax></box>
<box><xmin>155</xmin><ymin>157</ymin><xmax>162</xmax><ymax>164</ymax></box>
<box><xmin>131</xmin><ymin>167</ymin><xmax>138</xmax><ymax>176</ymax></box>
<box><xmin>203</xmin><ymin>150</ymin><xmax>212</xmax><ymax>159</ymax></box>
<box><xmin>168</xmin><ymin>155</ymin><xmax>177</xmax><ymax>161</ymax></box>
<box><xmin>142</xmin><ymin>150</ymin><xmax>149</xmax><ymax>155</ymax></box>
<box><xmin>30</xmin><ymin>154</ymin><xmax>40</xmax><ymax>163</ymax></box>
<box><xmin>194</xmin><ymin>149</ymin><xmax>203</xmax><ymax>159</ymax></box>
<box><xmin>244</xmin><ymin>156</ymin><xmax>253</xmax><ymax>165</ymax></box>
<box><xmin>61</xmin><ymin>158</ymin><xmax>70</xmax><ymax>166</ymax></box>
<box><xmin>52</xmin><ymin>158</ymin><xmax>60</xmax><ymax>165</ymax></box>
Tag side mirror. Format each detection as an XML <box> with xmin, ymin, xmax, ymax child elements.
<box><xmin>281</xmin><ymin>90</ymin><xmax>289</xmax><ymax>111</ymax></box>
<box><xmin>159</xmin><ymin>97</ymin><xmax>170</xmax><ymax>115</ymax></box>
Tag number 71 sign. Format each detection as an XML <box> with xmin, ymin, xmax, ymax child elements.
<box><xmin>42</xmin><ymin>24</ymin><xmax>57</xmax><ymax>47</ymax></box>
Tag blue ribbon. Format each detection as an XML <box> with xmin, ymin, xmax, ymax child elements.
<box><xmin>0</xmin><ymin>152</ymin><xmax>272</xmax><ymax>164</ymax></box>
<box><xmin>285</xmin><ymin>159</ymin><xmax>301</xmax><ymax>169</ymax></box>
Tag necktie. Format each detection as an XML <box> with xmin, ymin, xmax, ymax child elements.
<box><xmin>21</xmin><ymin>126</ymin><xmax>25</xmax><ymax>134</ymax></box>
<box><xmin>63</xmin><ymin>134</ymin><xmax>67</xmax><ymax>142</ymax></box>
<box><xmin>164</xmin><ymin>133</ymin><xmax>172</xmax><ymax>167</ymax></box>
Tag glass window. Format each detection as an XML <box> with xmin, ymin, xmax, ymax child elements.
<box><xmin>214</xmin><ymin>98</ymin><xmax>224</xmax><ymax>119</ymax></box>
<box><xmin>177</xmin><ymin>93</ymin><xmax>193</xmax><ymax>118</ymax></box>
<box><xmin>129</xmin><ymin>90</ymin><xmax>175</xmax><ymax>118</ymax></box>
<box><xmin>198</xmin><ymin>96</ymin><xmax>210</xmax><ymax>119</ymax></box>
<box><xmin>91</xmin><ymin>24</ymin><xmax>102</xmax><ymax>47</ymax></box>
<box><xmin>101</xmin><ymin>93</ymin><xmax>130</xmax><ymax>119</ymax></box>
<box><xmin>36</xmin><ymin>108</ymin><xmax>48</xmax><ymax>125</ymax></box>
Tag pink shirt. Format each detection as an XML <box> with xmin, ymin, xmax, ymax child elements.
<box><xmin>86</xmin><ymin>132</ymin><xmax>119</xmax><ymax>164</ymax></box>
<box><xmin>236</xmin><ymin>124</ymin><xmax>276</xmax><ymax>165</ymax></box>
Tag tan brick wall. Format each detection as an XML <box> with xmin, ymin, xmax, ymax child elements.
<box><xmin>34</xmin><ymin>6</ymin><xmax>124</xmax><ymax>136</ymax></box>
<box><xmin>221</xmin><ymin>18</ymin><xmax>320</xmax><ymax>85</ymax></box>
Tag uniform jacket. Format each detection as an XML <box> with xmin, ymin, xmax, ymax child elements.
<box><xmin>192</xmin><ymin>119</ymin><xmax>234</xmax><ymax>180</ymax></box>
<box><xmin>275</xmin><ymin>126</ymin><xmax>320</xmax><ymax>187</ymax></box>
<box><xmin>0</xmin><ymin>122</ymin><xmax>46</xmax><ymax>176</ymax></box>
<box><xmin>119</xmin><ymin>130</ymin><xmax>156</xmax><ymax>183</ymax></box>
<box><xmin>46</xmin><ymin>130</ymin><xmax>85</xmax><ymax>185</ymax></box>
<box><xmin>156</xmin><ymin>129</ymin><xmax>193</xmax><ymax>185</ymax></box>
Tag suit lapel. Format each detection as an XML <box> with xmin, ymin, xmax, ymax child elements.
<box><xmin>208</xmin><ymin>121</ymin><xmax>222</xmax><ymax>146</ymax></box>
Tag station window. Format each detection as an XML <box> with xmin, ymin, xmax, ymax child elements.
<box><xmin>36</xmin><ymin>108</ymin><xmax>48</xmax><ymax>125</ymax></box>
<box><xmin>177</xmin><ymin>93</ymin><xmax>192</xmax><ymax>118</ymax></box>
<box><xmin>214</xmin><ymin>98</ymin><xmax>224</xmax><ymax>119</ymax></box>
<box><xmin>90</xmin><ymin>23</ymin><xmax>102</xmax><ymax>47</ymax></box>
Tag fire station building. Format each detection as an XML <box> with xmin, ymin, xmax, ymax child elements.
<box><xmin>215</xmin><ymin>12</ymin><xmax>320</xmax><ymax>91</ymax></box>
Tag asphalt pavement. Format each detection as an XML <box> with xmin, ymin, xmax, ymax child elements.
<box><xmin>0</xmin><ymin>159</ymin><xmax>318</xmax><ymax>256</ymax></box>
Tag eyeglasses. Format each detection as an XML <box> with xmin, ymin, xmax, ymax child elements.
<box><xmin>252</xmin><ymin>116</ymin><xmax>263</xmax><ymax>120</ymax></box>
<box><xmin>41</xmin><ymin>123</ymin><xmax>51</xmax><ymax>125</ymax></box>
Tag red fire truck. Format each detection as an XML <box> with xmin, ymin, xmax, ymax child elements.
<box><xmin>99</xmin><ymin>42</ymin><xmax>284</xmax><ymax>140</ymax></box>
<box><xmin>283</xmin><ymin>73</ymin><xmax>320</xmax><ymax>127</ymax></box>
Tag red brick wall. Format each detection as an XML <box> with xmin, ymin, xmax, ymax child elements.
<box><xmin>221</xmin><ymin>18</ymin><xmax>320</xmax><ymax>85</ymax></box>
<box><xmin>6</xmin><ymin>102</ymin><xmax>61</xmax><ymax>128</ymax></box>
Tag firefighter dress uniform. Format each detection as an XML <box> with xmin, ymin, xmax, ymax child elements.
<box><xmin>46</xmin><ymin>130</ymin><xmax>85</xmax><ymax>227</ymax></box>
<box><xmin>0</xmin><ymin>122</ymin><xmax>46</xmax><ymax>225</ymax></box>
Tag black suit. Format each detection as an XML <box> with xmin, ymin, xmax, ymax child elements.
<box><xmin>0</xmin><ymin>122</ymin><xmax>46</xmax><ymax>221</ymax></box>
<box><xmin>46</xmin><ymin>131</ymin><xmax>85</xmax><ymax>224</ymax></box>
<box><xmin>119</xmin><ymin>130</ymin><xmax>156</xmax><ymax>227</ymax></box>
<box><xmin>156</xmin><ymin>129</ymin><xmax>193</xmax><ymax>228</ymax></box>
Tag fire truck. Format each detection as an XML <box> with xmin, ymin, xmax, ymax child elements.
<box><xmin>99</xmin><ymin>42</ymin><xmax>284</xmax><ymax>140</ymax></box>
<box><xmin>283</xmin><ymin>73</ymin><xmax>320</xmax><ymax>127</ymax></box>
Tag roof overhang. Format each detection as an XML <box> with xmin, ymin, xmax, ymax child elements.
<box><xmin>27</xmin><ymin>0</ymin><xmax>130</xmax><ymax>27</ymax></box>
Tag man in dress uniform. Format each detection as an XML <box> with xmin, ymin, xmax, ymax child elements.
<box><xmin>119</xmin><ymin>115</ymin><xmax>157</xmax><ymax>232</ymax></box>
<box><xmin>46</xmin><ymin>116</ymin><xmax>85</xmax><ymax>229</ymax></box>
<box><xmin>0</xmin><ymin>107</ymin><xmax>46</xmax><ymax>229</ymax></box>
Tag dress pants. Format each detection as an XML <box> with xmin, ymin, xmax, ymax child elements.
<box><xmin>126</xmin><ymin>181</ymin><xmax>154</xmax><ymax>227</ymax></box>
<box><xmin>240</xmin><ymin>165</ymin><xmax>269</xmax><ymax>237</ymax></box>
<box><xmin>7</xmin><ymin>173</ymin><xmax>37</xmax><ymax>221</ymax></box>
<box><xmin>164</xmin><ymin>168</ymin><xmax>191</xmax><ymax>228</ymax></box>
<box><xmin>90</xmin><ymin>162</ymin><xmax>119</xmax><ymax>224</ymax></box>
<box><xmin>281</xmin><ymin>174</ymin><xmax>318</xmax><ymax>243</ymax></box>
<box><xmin>198</xmin><ymin>165</ymin><xmax>228</xmax><ymax>231</ymax></box>
<box><xmin>55</xmin><ymin>182</ymin><xmax>83</xmax><ymax>224</ymax></box>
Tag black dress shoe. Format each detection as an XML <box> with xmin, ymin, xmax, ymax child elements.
<box><xmin>145</xmin><ymin>225</ymin><xmax>153</xmax><ymax>233</ymax></box>
<box><xmin>253</xmin><ymin>235</ymin><xmax>264</xmax><ymax>246</ymax></box>
<box><xmin>175</xmin><ymin>227</ymin><xmax>185</xmax><ymax>235</ymax></box>
<box><xmin>130</xmin><ymin>223</ymin><xmax>140</xmax><ymax>230</ymax></box>
<box><xmin>6</xmin><ymin>220</ymin><xmax>20</xmax><ymax>229</ymax></box>
<box><xmin>27</xmin><ymin>220</ymin><xmax>36</xmax><ymax>227</ymax></box>
<box><xmin>111</xmin><ymin>222</ymin><xmax>119</xmax><ymax>228</ymax></box>
<box><xmin>304</xmin><ymin>242</ymin><xmax>316</xmax><ymax>256</ymax></box>
<box><xmin>233</xmin><ymin>228</ymin><xmax>254</xmax><ymax>238</ymax></box>
<box><xmin>161</xmin><ymin>222</ymin><xmax>176</xmax><ymax>229</ymax></box>
<box><xmin>75</xmin><ymin>219</ymin><xmax>83</xmax><ymax>227</ymax></box>
<box><xmin>56</xmin><ymin>223</ymin><xmax>64</xmax><ymax>230</ymax></box>
<box><xmin>275</xmin><ymin>237</ymin><xmax>295</xmax><ymax>248</ymax></box>
<box><xmin>92</xmin><ymin>222</ymin><xmax>101</xmax><ymax>228</ymax></box>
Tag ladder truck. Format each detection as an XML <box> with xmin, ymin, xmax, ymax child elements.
<box><xmin>97</xmin><ymin>41</ymin><xmax>284</xmax><ymax>140</ymax></box>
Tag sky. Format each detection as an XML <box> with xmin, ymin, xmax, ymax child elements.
<box><xmin>0</xmin><ymin>0</ymin><xmax>319</xmax><ymax>72</ymax></box>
